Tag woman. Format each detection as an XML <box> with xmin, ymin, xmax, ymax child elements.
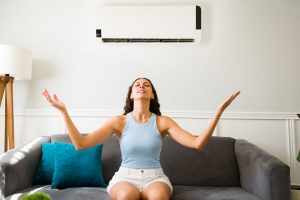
<box><xmin>42</xmin><ymin>77</ymin><xmax>240</xmax><ymax>200</ymax></box>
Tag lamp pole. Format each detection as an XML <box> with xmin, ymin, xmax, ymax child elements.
<box><xmin>0</xmin><ymin>74</ymin><xmax>15</xmax><ymax>152</ymax></box>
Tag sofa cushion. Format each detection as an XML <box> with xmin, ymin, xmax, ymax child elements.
<box><xmin>51</xmin><ymin>142</ymin><xmax>106</xmax><ymax>189</ymax></box>
<box><xmin>32</xmin><ymin>143</ymin><xmax>56</xmax><ymax>185</ymax></box>
<box><xmin>101</xmin><ymin>135</ymin><xmax>122</xmax><ymax>184</ymax></box>
<box><xmin>5</xmin><ymin>185</ymin><xmax>110</xmax><ymax>200</ymax></box>
<box><xmin>50</xmin><ymin>134</ymin><xmax>122</xmax><ymax>184</ymax></box>
<box><xmin>6</xmin><ymin>185</ymin><xmax>261</xmax><ymax>200</ymax></box>
<box><xmin>171</xmin><ymin>186</ymin><xmax>261</xmax><ymax>200</ymax></box>
<box><xmin>161</xmin><ymin>136</ymin><xmax>240</xmax><ymax>187</ymax></box>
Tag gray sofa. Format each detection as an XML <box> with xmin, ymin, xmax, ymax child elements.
<box><xmin>0</xmin><ymin>134</ymin><xmax>291</xmax><ymax>200</ymax></box>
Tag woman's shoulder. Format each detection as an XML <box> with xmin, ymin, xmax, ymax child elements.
<box><xmin>157</xmin><ymin>114</ymin><xmax>171</xmax><ymax>121</ymax></box>
<box><xmin>156</xmin><ymin>114</ymin><xmax>174</xmax><ymax>125</ymax></box>
<box><xmin>111</xmin><ymin>114</ymin><xmax>126</xmax><ymax>122</ymax></box>
<box><xmin>156</xmin><ymin>115</ymin><xmax>175</xmax><ymax>134</ymax></box>
<box><xmin>107</xmin><ymin>115</ymin><xmax>126</xmax><ymax>136</ymax></box>
<box><xmin>103</xmin><ymin>115</ymin><xmax>126</xmax><ymax>128</ymax></box>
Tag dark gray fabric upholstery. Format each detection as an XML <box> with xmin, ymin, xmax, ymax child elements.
<box><xmin>5</xmin><ymin>185</ymin><xmax>110</xmax><ymax>200</ymax></box>
<box><xmin>0</xmin><ymin>136</ymin><xmax>50</xmax><ymax>199</ymax></box>
<box><xmin>6</xmin><ymin>185</ymin><xmax>261</xmax><ymax>200</ymax></box>
<box><xmin>1</xmin><ymin>134</ymin><xmax>291</xmax><ymax>200</ymax></box>
<box><xmin>161</xmin><ymin>136</ymin><xmax>240</xmax><ymax>186</ymax></box>
<box><xmin>235</xmin><ymin>139</ymin><xmax>291</xmax><ymax>200</ymax></box>
<box><xmin>171</xmin><ymin>186</ymin><xmax>261</xmax><ymax>200</ymax></box>
<box><xmin>101</xmin><ymin>135</ymin><xmax>121</xmax><ymax>184</ymax></box>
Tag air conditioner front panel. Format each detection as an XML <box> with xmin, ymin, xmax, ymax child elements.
<box><xmin>96</xmin><ymin>5</ymin><xmax>201</xmax><ymax>42</ymax></box>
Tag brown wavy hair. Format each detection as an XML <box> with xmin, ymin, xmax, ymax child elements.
<box><xmin>123</xmin><ymin>77</ymin><xmax>161</xmax><ymax>116</ymax></box>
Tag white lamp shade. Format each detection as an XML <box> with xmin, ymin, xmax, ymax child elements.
<box><xmin>0</xmin><ymin>44</ymin><xmax>32</xmax><ymax>80</ymax></box>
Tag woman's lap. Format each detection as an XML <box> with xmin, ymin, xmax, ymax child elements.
<box><xmin>107</xmin><ymin>167</ymin><xmax>173</xmax><ymax>194</ymax></box>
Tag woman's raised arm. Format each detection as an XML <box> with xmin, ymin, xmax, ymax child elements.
<box><xmin>165</xmin><ymin>90</ymin><xmax>241</xmax><ymax>150</ymax></box>
<box><xmin>42</xmin><ymin>89</ymin><xmax>119</xmax><ymax>150</ymax></box>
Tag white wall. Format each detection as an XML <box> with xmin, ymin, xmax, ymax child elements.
<box><xmin>0</xmin><ymin>0</ymin><xmax>300</xmax><ymax>184</ymax></box>
<box><xmin>0</xmin><ymin>0</ymin><xmax>299</xmax><ymax>112</ymax></box>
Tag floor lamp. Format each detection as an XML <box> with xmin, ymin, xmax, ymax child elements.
<box><xmin>0</xmin><ymin>44</ymin><xmax>32</xmax><ymax>152</ymax></box>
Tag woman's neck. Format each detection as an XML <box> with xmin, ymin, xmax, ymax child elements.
<box><xmin>132</xmin><ymin>99</ymin><xmax>151</xmax><ymax>121</ymax></box>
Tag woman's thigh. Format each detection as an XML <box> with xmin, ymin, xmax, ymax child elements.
<box><xmin>108</xmin><ymin>181</ymin><xmax>140</xmax><ymax>200</ymax></box>
<box><xmin>141</xmin><ymin>181</ymin><xmax>171</xmax><ymax>200</ymax></box>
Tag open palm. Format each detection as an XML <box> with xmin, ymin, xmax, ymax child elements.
<box><xmin>218</xmin><ymin>90</ymin><xmax>241</xmax><ymax>112</ymax></box>
<box><xmin>42</xmin><ymin>89</ymin><xmax>66</xmax><ymax>111</ymax></box>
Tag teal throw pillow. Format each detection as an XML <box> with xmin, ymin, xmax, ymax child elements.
<box><xmin>32</xmin><ymin>143</ymin><xmax>56</xmax><ymax>185</ymax></box>
<box><xmin>51</xmin><ymin>142</ymin><xmax>106</xmax><ymax>189</ymax></box>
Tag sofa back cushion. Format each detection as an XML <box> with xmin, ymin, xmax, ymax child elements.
<box><xmin>101</xmin><ymin>135</ymin><xmax>122</xmax><ymax>184</ymax></box>
<box><xmin>50</xmin><ymin>134</ymin><xmax>240</xmax><ymax>186</ymax></box>
<box><xmin>160</xmin><ymin>136</ymin><xmax>240</xmax><ymax>187</ymax></box>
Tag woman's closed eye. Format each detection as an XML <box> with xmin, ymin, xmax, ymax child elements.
<box><xmin>135</xmin><ymin>84</ymin><xmax>150</xmax><ymax>87</ymax></box>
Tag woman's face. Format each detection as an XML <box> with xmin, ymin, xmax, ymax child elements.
<box><xmin>130</xmin><ymin>79</ymin><xmax>154</xmax><ymax>101</ymax></box>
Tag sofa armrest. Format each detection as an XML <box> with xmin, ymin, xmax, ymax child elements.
<box><xmin>235</xmin><ymin>139</ymin><xmax>291</xmax><ymax>200</ymax></box>
<box><xmin>0</xmin><ymin>136</ymin><xmax>50</xmax><ymax>198</ymax></box>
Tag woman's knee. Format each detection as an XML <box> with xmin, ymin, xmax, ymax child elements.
<box><xmin>109</xmin><ymin>182</ymin><xmax>140</xmax><ymax>200</ymax></box>
<box><xmin>146</xmin><ymin>191</ymin><xmax>169</xmax><ymax>200</ymax></box>
<box><xmin>142</xmin><ymin>182</ymin><xmax>171</xmax><ymax>200</ymax></box>
<box><xmin>118</xmin><ymin>190</ymin><xmax>140</xmax><ymax>200</ymax></box>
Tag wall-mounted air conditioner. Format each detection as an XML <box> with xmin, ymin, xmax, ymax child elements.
<box><xmin>96</xmin><ymin>5</ymin><xmax>201</xmax><ymax>43</ymax></box>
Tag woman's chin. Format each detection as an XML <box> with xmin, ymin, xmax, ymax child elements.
<box><xmin>134</xmin><ymin>97</ymin><xmax>151</xmax><ymax>101</ymax></box>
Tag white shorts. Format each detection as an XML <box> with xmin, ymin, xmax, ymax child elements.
<box><xmin>107</xmin><ymin>166</ymin><xmax>173</xmax><ymax>193</ymax></box>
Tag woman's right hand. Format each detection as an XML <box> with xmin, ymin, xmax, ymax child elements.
<box><xmin>42</xmin><ymin>89</ymin><xmax>66</xmax><ymax>112</ymax></box>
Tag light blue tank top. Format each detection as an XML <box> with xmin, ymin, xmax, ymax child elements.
<box><xmin>120</xmin><ymin>112</ymin><xmax>162</xmax><ymax>169</ymax></box>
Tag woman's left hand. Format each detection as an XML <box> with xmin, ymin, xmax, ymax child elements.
<box><xmin>218</xmin><ymin>90</ymin><xmax>241</xmax><ymax>112</ymax></box>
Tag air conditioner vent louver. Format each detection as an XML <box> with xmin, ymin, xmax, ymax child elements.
<box><xmin>96</xmin><ymin>5</ymin><xmax>201</xmax><ymax>44</ymax></box>
<box><xmin>101</xmin><ymin>38</ymin><xmax>195</xmax><ymax>43</ymax></box>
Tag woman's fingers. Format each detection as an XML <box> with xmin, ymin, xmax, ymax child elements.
<box><xmin>42</xmin><ymin>89</ymin><xmax>49</xmax><ymax>98</ymax></box>
<box><xmin>45</xmin><ymin>92</ymin><xmax>52</xmax><ymax>102</ymax></box>
<box><xmin>42</xmin><ymin>90</ymin><xmax>48</xmax><ymax>101</ymax></box>
<box><xmin>233</xmin><ymin>91</ymin><xmax>240</xmax><ymax>101</ymax></box>
<box><xmin>42</xmin><ymin>89</ymin><xmax>65</xmax><ymax>112</ymax></box>
<box><xmin>228</xmin><ymin>90</ymin><xmax>240</xmax><ymax>102</ymax></box>
<box><xmin>219</xmin><ymin>90</ymin><xmax>241</xmax><ymax>111</ymax></box>
<box><xmin>42</xmin><ymin>89</ymin><xmax>55</xmax><ymax>104</ymax></box>
<box><xmin>233</xmin><ymin>90</ymin><xmax>240</xmax><ymax>98</ymax></box>
<box><xmin>54</xmin><ymin>94</ymin><xmax>59</xmax><ymax>101</ymax></box>
<box><xmin>45</xmin><ymin>90</ymin><xmax>51</xmax><ymax>100</ymax></box>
